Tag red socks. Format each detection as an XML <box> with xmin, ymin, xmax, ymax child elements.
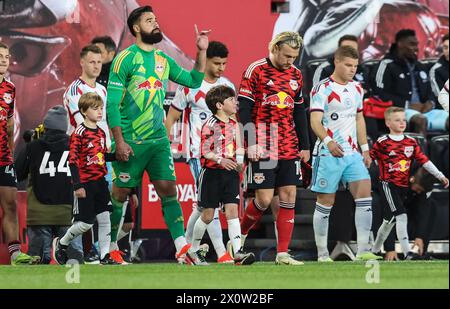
<box><xmin>241</xmin><ymin>199</ymin><xmax>265</xmax><ymax>235</ymax></box>
<box><xmin>276</xmin><ymin>202</ymin><xmax>295</xmax><ymax>253</ymax></box>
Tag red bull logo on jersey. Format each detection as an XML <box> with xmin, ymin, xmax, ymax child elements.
<box><xmin>263</xmin><ymin>91</ymin><xmax>294</xmax><ymax>109</ymax></box>
<box><xmin>3</xmin><ymin>93</ymin><xmax>13</xmax><ymax>104</ymax></box>
<box><xmin>389</xmin><ymin>160</ymin><xmax>411</xmax><ymax>173</ymax></box>
<box><xmin>136</xmin><ymin>76</ymin><xmax>164</xmax><ymax>92</ymax></box>
<box><xmin>404</xmin><ymin>146</ymin><xmax>414</xmax><ymax>158</ymax></box>
<box><xmin>289</xmin><ymin>80</ymin><xmax>298</xmax><ymax>91</ymax></box>
<box><xmin>86</xmin><ymin>153</ymin><xmax>105</xmax><ymax>166</ymax></box>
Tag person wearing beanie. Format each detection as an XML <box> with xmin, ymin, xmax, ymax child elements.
<box><xmin>43</xmin><ymin>105</ymin><xmax>69</xmax><ymax>132</ymax></box>
<box><xmin>15</xmin><ymin>105</ymin><xmax>84</xmax><ymax>264</ymax></box>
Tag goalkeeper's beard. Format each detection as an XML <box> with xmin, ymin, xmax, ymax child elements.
<box><xmin>141</xmin><ymin>29</ymin><xmax>163</xmax><ymax>44</ymax></box>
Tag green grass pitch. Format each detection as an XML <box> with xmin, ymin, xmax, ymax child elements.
<box><xmin>0</xmin><ymin>261</ymin><xmax>447</xmax><ymax>289</ymax></box>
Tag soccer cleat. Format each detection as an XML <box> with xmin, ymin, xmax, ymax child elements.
<box><xmin>404</xmin><ymin>252</ymin><xmax>421</xmax><ymax>260</ymax></box>
<box><xmin>275</xmin><ymin>252</ymin><xmax>304</xmax><ymax>265</ymax></box>
<box><xmin>11</xmin><ymin>252</ymin><xmax>41</xmax><ymax>265</ymax></box>
<box><xmin>84</xmin><ymin>247</ymin><xmax>100</xmax><ymax>264</ymax></box>
<box><xmin>176</xmin><ymin>243</ymin><xmax>193</xmax><ymax>264</ymax></box>
<box><xmin>226</xmin><ymin>234</ymin><xmax>247</xmax><ymax>259</ymax></box>
<box><xmin>109</xmin><ymin>250</ymin><xmax>129</xmax><ymax>265</ymax></box>
<box><xmin>121</xmin><ymin>249</ymin><xmax>134</xmax><ymax>264</ymax></box>
<box><xmin>217</xmin><ymin>252</ymin><xmax>234</xmax><ymax>264</ymax></box>
<box><xmin>317</xmin><ymin>256</ymin><xmax>334</xmax><ymax>262</ymax></box>
<box><xmin>234</xmin><ymin>250</ymin><xmax>255</xmax><ymax>265</ymax></box>
<box><xmin>30</xmin><ymin>255</ymin><xmax>41</xmax><ymax>264</ymax></box>
<box><xmin>198</xmin><ymin>243</ymin><xmax>209</xmax><ymax>259</ymax></box>
<box><xmin>356</xmin><ymin>252</ymin><xmax>383</xmax><ymax>261</ymax></box>
<box><xmin>187</xmin><ymin>249</ymin><xmax>209</xmax><ymax>266</ymax></box>
<box><xmin>100</xmin><ymin>253</ymin><xmax>120</xmax><ymax>265</ymax></box>
<box><xmin>52</xmin><ymin>237</ymin><xmax>68</xmax><ymax>265</ymax></box>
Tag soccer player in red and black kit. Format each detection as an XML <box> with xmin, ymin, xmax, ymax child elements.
<box><xmin>370</xmin><ymin>107</ymin><xmax>449</xmax><ymax>259</ymax></box>
<box><xmin>237</xmin><ymin>32</ymin><xmax>310</xmax><ymax>265</ymax></box>
<box><xmin>186</xmin><ymin>85</ymin><xmax>255</xmax><ymax>266</ymax></box>
<box><xmin>0</xmin><ymin>42</ymin><xmax>40</xmax><ymax>265</ymax></box>
<box><xmin>53</xmin><ymin>93</ymin><xmax>117</xmax><ymax>265</ymax></box>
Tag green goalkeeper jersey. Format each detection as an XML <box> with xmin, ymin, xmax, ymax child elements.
<box><xmin>107</xmin><ymin>44</ymin><xmax>204</xmax><ymax>143</ymax></box>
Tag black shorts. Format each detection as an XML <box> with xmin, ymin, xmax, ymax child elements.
<box><xmin>73</xmin><ymin>178</ymin><xmax>112</xmax><ymax>224</ymax></box>
<box><xmin>378</xmin><ymin>181</ymin><xmax>409</xmax><ymax>219</ymax></box>
<box><xmin>197</xmin><ymin>168</ymin><xmax>240</xmax><ymax>209</ymax></box>
<box><xmin>246</xmin><ymin>159</ymin><xmax>301</xmax><ymax>190</ymax></box>
<box><xmin>0</xmin><ymin>164</ymin><xmax>17</xmax><ymax>188</ymax></box>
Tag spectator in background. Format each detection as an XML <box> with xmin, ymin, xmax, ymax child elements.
<box><xmin>312</xmin><ymin>35</ymin><xmax>369</xmax><ymax>93</ymax></box>
<box><xmin>430</xmin><ymin>33</ymin><xmax>449</xmax><ymax>104</ymax></box>
<box><xmin>438</xmin><ymin>80</ymin><xmax>449</xmax><ymax>112</ymax></box>
<box><xmin>91</xmin><ymin>36</ymin><xmax>117</xmax><ymax>88</ymax></box>
<box><xmin>373</xmin><ymin>29</ymin><xmax>448</xmax><ymax>135</ymax></box>
<box><xmin>15</xmin><ymin>106</ymin><xmax>83</xmax><ymax>264</ymax></box>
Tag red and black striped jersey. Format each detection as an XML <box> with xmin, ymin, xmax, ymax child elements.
<box><xmin>201</xmin><ymin>116</ymin><xmax>238</xmax><ymax>169</ymax></box>
<box><xmin>0</xmin><ymin>78</ymin><xmax>15</xmax><ymax>166</ymax></box>
<box><xmin>238</xmin><ymin>58</ymin><xmax>303</xmax><ymax>160</ymax></box>
<box><xmin>370</xmin><ymin>134</ymin><xmax>429</xmax><ymax>187</ymax></box>
<box><xmin>69</xmin><ymin>123</ymin><xmax>107</xmax><ymax>183</ymax></box>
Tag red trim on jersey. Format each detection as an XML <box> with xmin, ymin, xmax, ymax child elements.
<box><xmin>329</xmin><ymin>76</ymin><xmax>349</xmax><ymax>86</ymax></box>
<box><xmin>195</xmin><ymin>91</ymin><xmax>205</xmax><ymax>103</ymax></box>
<box><xmin>78</xmin><ymin>78</ymin><xmax>97</xmax><ymax>89</ymax></box>
<box><xmin>327</xmin><ymin>129</ymin><xmax>334</xmax><ymax>138</ymax></box>
<box><xmin>328</xmin><ymin>91</ymin><xmax>341</xmax><ymax>103</ymax></box>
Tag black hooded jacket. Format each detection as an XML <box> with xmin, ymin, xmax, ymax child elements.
<box><xmin>16</xmin><ymin>130</ymin><xmax>72</xmax><ymax>205</ymax></box>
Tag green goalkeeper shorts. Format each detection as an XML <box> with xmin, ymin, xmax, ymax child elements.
<box><xmin>112</xmin><ymin>136</ymin><xmax>176</xmax><ymax>188</ymax></box>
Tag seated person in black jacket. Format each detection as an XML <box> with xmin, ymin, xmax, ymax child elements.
<box><xmin>372</xmin><ymin>29</ymin><xmax>448</xmax><ymax>135</ymax></box>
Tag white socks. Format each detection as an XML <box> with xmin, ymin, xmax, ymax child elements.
<box><xmin>355</xmin><ymin>198</ymin><xmax>373</xmax><ymax>255</ymax></box>
<box><xmin>174</xmin><ymin>236</ymin><xmax>188</xmax><ymax>253</ymax></box>
<box><xmin>186</xmin><ymin>207</ymin><xmax>226</xmax><ymax>257</ymax></box>
<box><xmin>372</xmin><ymin>218</ymin><xmax>396</xmax><ymax>253</ymax></box>
<box><xmin>227</xmin><ymin>218</ymin><xmax>241</xmax><ymax>254</ymax></box>
<box><xmin>395</xmin><ymin>213</ymin><xmax>410</xmax><ymax>256</ymax></box>
<box><xmin>96</xmin><ymin>211</ymin><xmax>111</xmax><ymax>259</ymax></box>
<box><xmin>191</xmin><ymin>218</ymin><xmax>209</xmax><ymax>252</ymax></box>
<box><xmin>313</xmin><ymin>203</ymin><xmax>332</xmax><ymax>258</ymax></box>
<box><xmin>207</xmin><ymin>208</ymin><xmax>226</xmax><ymax>257</ymax></box>
<box><xmin>185</xmin><ymin>206</ymin><xmax>202</xmax><ymax>243</ymax></box>
<box><xmin>60</xmin><ymin>221</ymin><xmax>93</xmax><ymax>246</ymax></box>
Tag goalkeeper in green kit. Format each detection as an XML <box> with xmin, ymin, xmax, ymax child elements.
<box><xmin>106</xmin><ymin>5</ymin><xmax>210</xmax><ymax>264</ymax></box>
